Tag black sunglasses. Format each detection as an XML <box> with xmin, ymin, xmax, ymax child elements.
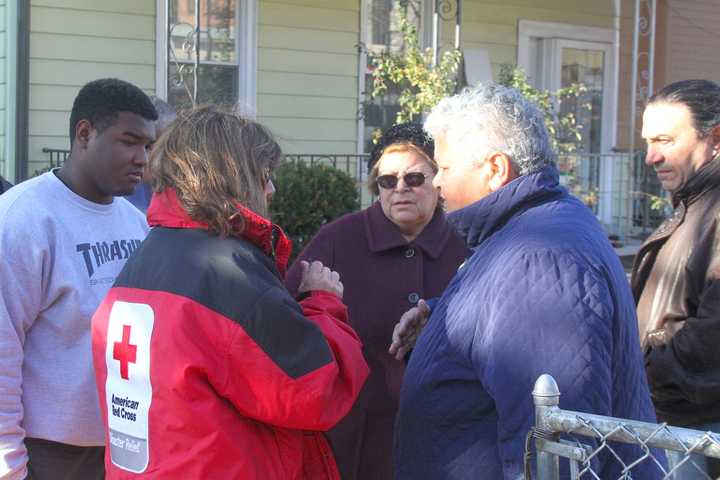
<box><xmin>376</xmin><ymin>172</ymin><xmax>427</xmax><ymax>190</ymax></box>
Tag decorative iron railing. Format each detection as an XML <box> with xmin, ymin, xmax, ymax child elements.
<box><xmin>42</xmin><ymin>148</ymin><xmax>665</xmax><ymax>239</ymax></box>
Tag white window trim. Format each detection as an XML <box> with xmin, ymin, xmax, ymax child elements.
<box><xmin>517</xmin><ymin>19</ymin><xmax>619</xmax><ymax>229</ymax></box>
<box><xmin>517</xmin><ymin>20</ymin><xmax>615</xmax><ymax>75</ymax></box>
<box><xmin>155</xmin><ymin>0</ymin><xmax>257</xmax><ymax>114</ymax></box>
<box><xmin>155</xmin><ymin>0</ymin><xmax>169</xmax><ymax>101</ymax></box>
<box><xmin>4</xmin><ymin>0</ymin><xmax>18</xmax><ymax>181</ymax></box>
<box><xmin>518</xmin><ymin>21</ymin><xmax>618</xmax><ymax>150</ymax></box>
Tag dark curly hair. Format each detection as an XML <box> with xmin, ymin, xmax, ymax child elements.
<box><xmin>69</xmin><ymin>78</ymin><xmax>158</xmax><ymax>146</ymax></box>
<box><xmin>367</xmin><ymin>123</ymin><xmax>436</xmax><ymax>195</ymax></box>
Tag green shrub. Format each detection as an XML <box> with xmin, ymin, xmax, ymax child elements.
<box><xmin>270</xmin><ymin>161</ymin><xmax>360</xmax><ymax>259</ymax></box>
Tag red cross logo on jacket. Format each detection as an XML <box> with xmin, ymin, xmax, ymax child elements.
<box><xmin>113</xmin><ymin>325</ymin><xmax>137</xmax><ymax>380</ymax></box>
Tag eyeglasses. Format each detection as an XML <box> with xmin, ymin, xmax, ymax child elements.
<box><xmin>376</xmin><ymin>172</ymin><xmax>427</xmax><ymax>190</ymax></box>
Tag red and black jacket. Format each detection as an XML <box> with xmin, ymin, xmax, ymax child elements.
<box><xmin>91</xmin><ymin>188</ymin><xmax>369</xmax><ymax>479</ymax></box>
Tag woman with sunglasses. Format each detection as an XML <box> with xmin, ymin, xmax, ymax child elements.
<box><xmin>286</xmin><ymin>123</ymin><xmax>469</xmax><ymax>480</ymax></box>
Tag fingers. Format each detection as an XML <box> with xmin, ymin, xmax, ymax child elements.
<box><xmin>309</xmin><ymin>260</ymin><xmax>324</xmax><ymax>277</ymax></box>
<box><xmin>389</xmin><ymin>308</ymin><xmax>417</xmax><ymax>356</ymax></box>
<box><xmin>417</xmin><ymin>298</ymin><xmax>430</xmax><ymax>316</ymax></box>
<box><xmin>297</xmin><ymin>260</ymin><xmax>343</xmax><ymax>298</ymax></box>
<box><xmin>389</xmin><ymin>322</ymin><xmax>402</xmax><ymax>355</ymax></box>
<box><xmin>394</xmin><ymin>344</ymin><xmax>411</xmax><ymax>361</ymax></box>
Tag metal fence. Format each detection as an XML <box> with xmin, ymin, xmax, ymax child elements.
<box><xmin>557</xmin><ymin>151</ymin><xmax>666</xmax><ymax>242</ymax></box>
<box><xmin>528</xmin><ymin>374</ymin><xmax>720</xmax><ymax>479</ymax></box>
<box><xmin>41</xmin><ymin>148</ymin><xmax>666</xmax><ymax>234</ymax></box>
<box><xmin>42</xmin><ymin>148</ymin><xmax>71</xmax><ymax>168</ymax></box>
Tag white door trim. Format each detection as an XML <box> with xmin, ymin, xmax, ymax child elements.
<box><xmin>517</xmin><ymin>19</ymin><xmax>619</xmax><ymax>227</ymax></box>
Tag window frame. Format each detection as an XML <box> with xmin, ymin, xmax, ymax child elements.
<box><xmin>155</xmin><ymin>0</ymin><xmax>257</xmax><ymax>114</ymax></box>
<box><xmin>357</xmin><ymin>0</ymin><xmax>433</xmax><ymax>154</ymax></box>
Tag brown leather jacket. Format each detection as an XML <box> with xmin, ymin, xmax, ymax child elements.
<box><xmin>631</xmin><ymin>158</ymin><xmax>720</xmax><ymax>426</ymax></box>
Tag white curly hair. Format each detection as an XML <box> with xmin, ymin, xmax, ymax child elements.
<box><xmin>424</xmin><ymin>82</ymin><xmax>555</xmax><ymax>176</ymax></box>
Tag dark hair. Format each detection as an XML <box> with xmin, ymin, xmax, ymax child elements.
<box><xmin>69</xmin><ymin>78</ymin><xmax>158</xmax><ymax>146</ymax></box>
<box><xmin>367</xmin><ymin>123</ymin><xmax>436</xmax><ymax>195</ymax></box>
<box><xmin>648</xmin><ymin>79</ymin><xmax>720</xmax><ymax>138</ymax></box>
<box><xmin>369</xmin><ymin>123</ymin><xmax>434</xmax><ymax>171</ymax></box>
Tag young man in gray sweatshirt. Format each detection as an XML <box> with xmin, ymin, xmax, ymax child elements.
<box><xmin>0</xmin><ymin>79</ymin><xmax>158</xmax><ymax>479</ymax></box>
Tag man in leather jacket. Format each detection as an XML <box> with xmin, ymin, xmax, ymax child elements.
<box><xmin>631</xmin><ymin>79</ymin><xmax>720</xmax><ymax>478</ymax></box>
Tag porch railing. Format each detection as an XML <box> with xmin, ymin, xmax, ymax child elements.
<box><xmin>42</xmin><ymin>148</ymin><xmax>71</xmax><ymax>168</ymax></box>
<box><xmin>42</xmin><ymin>148</ymin><xmax>665</xmax><ymax>239</ymax></box>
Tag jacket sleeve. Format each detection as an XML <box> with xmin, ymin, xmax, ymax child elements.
<box><xmin>220</xmin><ymin>287</ymin><xmax>368</xmax><ymax>431</ymax></box>
<box><xmin>0</xmin><ymin>210</ymin><xmax>46</xmax><ymax>480</ymax></box>
<box><xmin>285</xmin><ymin>226</ymin><xmax>334</xmax><ymax>296</ymax></box>
<box><xmin>471</xmin><ymin>250</ymin><xmax>613</xmax><ymax>480</ymax></box>
<box><xmin>645</xmin><ymin>274</ymin><xmax>720</xmax><ymax>406</ymax></box>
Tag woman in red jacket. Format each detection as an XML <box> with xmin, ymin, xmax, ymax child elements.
<box><xmin>91</xmin><ymin>106</ymin><xmax>369</xmax><ymax>479</ymax></box>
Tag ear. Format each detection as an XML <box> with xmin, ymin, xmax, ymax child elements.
<box><xmin>487</xmin><ymin>151</ymin><xmax>517</xmax><ymax>192</ymax></box>
<box><xmin>74</xmin><ymin>119</ymin><xmax>94</xmax><ymax>149</ymax></box>
<box><xmin>710</xmin><ymin>125</ymin><xmax>720</xmax><ymax>157</ymax></box>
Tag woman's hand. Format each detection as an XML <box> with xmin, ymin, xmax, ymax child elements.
<box><xmin>297</xmin><ymin>260</ymin><xmax>344</xmax><ymax>299</ymax></box>
<box><xmin>389</xmin><ymin>299</ymin><xmax>430</xmax><ymax>361</ymax></box>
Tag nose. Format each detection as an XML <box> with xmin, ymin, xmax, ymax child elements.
<box><xmin>645</xmin><ymin>146</ymin><xmax>664</xmax><ymax>167</ymax></box>
<box><xmin>394</xmin><ymin>175</ymin><xmax>411</xmax><ymax>191</ymax></box>
<box><xmin>265</xmin><ymin>178</ymin><xmax>276</xmax><ymax>200</ymax></box>
<box><xmin>134</xmin><ymin>146</ymin><xmax>150</xmax><ymax>167</ymax></box>
<box><xmin>432</xmin><ymin>170</ymin><xmax>442</xmax><ymax>190</ymax></box>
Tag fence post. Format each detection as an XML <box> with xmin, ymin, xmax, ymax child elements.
<box><xmin>533</xmin><ymin>374</ymin><xmax>561</xmax><ymax>480</ymax></box>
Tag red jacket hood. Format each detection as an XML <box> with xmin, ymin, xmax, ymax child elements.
<box><xmin>146</xmin><ymin>188</ymin><xmax>291</xmax><ymax>277</ymax></box>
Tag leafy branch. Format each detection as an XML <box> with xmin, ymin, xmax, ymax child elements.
<box><xmin>367</xmin><ymin>17</ymin><xmax>462</xmax><ymax>126</ymax></box>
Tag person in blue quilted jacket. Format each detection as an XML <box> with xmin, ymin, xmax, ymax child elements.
<box><xmin>390</xmin><ymin>83</ymin><xmax>663</xmax><ymax>479</ymax></box>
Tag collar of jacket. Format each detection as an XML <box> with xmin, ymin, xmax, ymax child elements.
<box><xmin>364</xmin><ymin>201</ymin><xmax>453</xmax><ymax>259</ymax></box>
<box><xmin>631</xmin><ymin>157</ymin><xmax>720</xmax><ymax>292</ymax></box>
<box><xmin>672</xmin><ymin>156</ymin><xmax>720</xmax><ymax>208</ymax></box>
<box><xmin>447</xmin><ymin>164</ymin><xmax>565</xmax><ymax>249</ymax></box>
<box><xmin>146</xmin><ymin>187</ymin><xmax>292</xmax><ymax>277</ymax></box>
<box><xmin>638</xmin><ymin>157</ymin><xmax>720</xmax><ymax>248</ymax></box>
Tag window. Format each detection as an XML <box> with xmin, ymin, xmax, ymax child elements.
<box><xmin>161</xmin><ymin>0</ymin><xmax>257</xmax><ymax>111</ymax></box>
<box><xmin>518</xmin><ymin>20</ymin><xmax>617</xmax><ymax>154</ymax></box>
<box><xmin>361</xmin><ymin>0</ymin><xmax>427</xmax><ymax>151</ymax></box>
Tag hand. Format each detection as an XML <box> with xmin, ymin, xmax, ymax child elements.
<box><xmin>389</xmin><ymin>299</ymin><xmax>430</xmax><ymax>361</ymax></box>
<box><xmin>297</xmin><ymin>260</ymin><xmax>344</xmax><ymax>299</ymax></box>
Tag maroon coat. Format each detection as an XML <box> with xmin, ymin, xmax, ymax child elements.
<box><xmin>286</xmin><ymin>202</ymin><xmax>468</xmax><ymax>480</ymax></box>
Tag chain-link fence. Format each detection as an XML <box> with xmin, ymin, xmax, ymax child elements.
<box><xmin>527</xmin><ymin>374</ymin><xmax>720</xmax><ymax>479</ymax></box>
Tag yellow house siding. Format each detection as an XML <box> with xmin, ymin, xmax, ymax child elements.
<box><xmin>257</xmin><ymin>0</ymin><xmax>359</xmax><ymax>154</ymax></box>
<box><xmin>28</xmin><ymin>0</ymin><xmax>155</xmax><ymax>170</ymax></box>
<box><xmin>461</xmin><ymin>0</ymin><xmax>615</xmax><ymax>78</ymax></box>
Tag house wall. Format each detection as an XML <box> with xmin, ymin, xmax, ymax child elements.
<box><xmin>27</xmin><ymin>0</ymin><xmax>155</xmax><ymax>174</ymax></box>
<box><xmin>0</xmin><ymin>0</ymin><xmax>6</xmax><ymax>178</ymax></box>
<box><xmin>617</xmin><ymin>0</ymin><xmax>720</xmax><ymax>151</ymax></box>
<box><xmin>459</xmin><ymin>0</ymin><xmax>615</xmax><ymax>79</ymax></box>
<box><xmin>663</xmin><ymin>0</ymin><xmax>720</xmax><ymax>85</ymax></box>
<box><xmin>257</xmin><ymin>0</ymin><xmax>360</xmax><ymax>155</ymax></box>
